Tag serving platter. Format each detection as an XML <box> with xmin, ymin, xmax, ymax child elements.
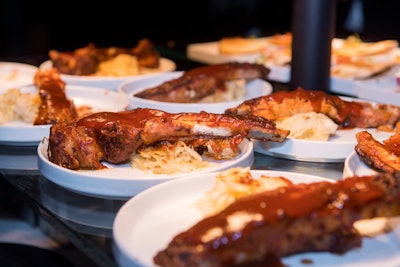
<box><xmin>119</xmin><ymin>72</ymin><xmax>273</xmax><ymax>113</ymax></box>
<box><xmin>0</xmin><ymin>85</ymin><xmax>128</xmax><ymax>146</ymax></box>
<box><xmin>0</xmin><ymin>61</ymin><xmax>38</xmax><ymax>90</ymax></box>
<box><xmin>113</xmin><ymin>169</ymin><xmax>400</xmax><ymax>267</ymax></box>
<box><xmin>39</xmin><ymin>58</ymin><xmax>176</xmax><ymax>91</ymax></box>
<box><xmin>37</xmin><ymin>139</ymin><xmax>254</xmax><ymax>199</ymax></box>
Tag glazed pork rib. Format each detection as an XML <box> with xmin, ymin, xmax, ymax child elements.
<box><xmin>355</xmin><ymin>130</ymin><xmax>400</xmax><ymax>173</ymax></box>
<box><xmin>33</xmin><ymin>68</ymin><xmax>77</xmax><ymax>125</ymax></box>
<box><xmin>48</xmin><ymin>108</ymin><xmax>289</xmax><ymax>170</ymax></box>
<box><xmin>225</xmin><ymin>87</ymin><xmax>400</xmax><ymax>129</ymax></box>
<box><xmin>134</xmin><ymin>62</ymin><xmax>270</xmax><ymax>103</ymax></box>
<box><xmin>49</xmin><ymin>38</ymin><xmax>160</xmax><ymax>75</ymax></box>
<box><xmin>154</xmin><ymin>172</ymin><xmax>400</xmax><ymax>267</ymax></box>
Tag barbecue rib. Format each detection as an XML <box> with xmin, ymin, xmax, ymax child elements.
<box><xmin>33</xmin><ymin>68</ymin><xmax>77</xmax><ymax>125</ymax></box>
<box><xmin>154</xmin><ymin>172</ymin><xmax>400</xmax><ymax>267</ymax></box>
<box><xmin>355</xmin><ymin>130</ymin><xmax>400</xmax><ymax>173</ymax></box>
<box><xmin>225</xmin><ymin>87</ymin><xmax>400</xmax><ymax>129</ymax></box>
<box><xmin>134</xmin><ymin>62</ymin><xmax>270</xmax><ymax>103</ymax></box>
<box><xmin>48</xmin><ymin>108</ymin><xmax>289</xmax><ymax>170</ymax></box>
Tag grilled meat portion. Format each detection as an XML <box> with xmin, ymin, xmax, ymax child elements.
<box><xmin>49</xmin><ymin>38</ymin><xmax>160</xmax><ymax>75</ymax></box>
<box><xmin>134</xmin><ymin>62</ymin><xmax>270</xmax><ymax>103</ymax></box>
<box><xmin>225</xmin><ymin>87</ymin><xmax>400</xmax><ymax>129</ymax></box>
<box><xmin>33</xmin><ymin>68</ymin><xmax>77</xmax><ymax>125</ymax></box>
<box><xmin>154</xmin><ymin>172</ymin><xmax>400</xmax><ymax>267</ymax></box>
<box><xmin>355</xmin><ymin>130</ymin><xmax>400</xmax><ymax>173</ymax></box>
<box><xmin>48</xmin><ymin>108</ymin><xmax>289</xmax><ymax>170</ymax></box>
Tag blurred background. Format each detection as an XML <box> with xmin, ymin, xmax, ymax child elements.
<box><xmin>0</xmin><ymin>0</ymin><xmax>399</xmax><ymax>65</ymax></box>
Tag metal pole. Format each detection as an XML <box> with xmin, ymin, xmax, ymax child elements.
<box><xmin>290</xmin><ymin>0</ymin><xmax>337</xmax><ymax>92</ymax></box>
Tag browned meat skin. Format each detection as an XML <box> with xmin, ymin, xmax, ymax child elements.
<box><xmin>48</xmin><ymin>108</ymin><xmax>289</xmax><ymax>170</ymax></box>
<box><xmin>134</xmin><ymin>62</ymin><xmax>270</xmax><ymax>103</ymax></box>
<box><xmin>383</xmin><ymin>132</ymin><xmax>400</xmax><ymax>156</ymax></box>
<box><xmin>131</xmin><ymin>38</ymin><xmax>160</xmax><ymax>68</ymax></box>
<box><xmin>355</xmin><ymin>131</ymin><xmax>400</xmax><ymax>173</ymax></box>
<box><xmin>154</xmin><ymin>172</ymin><xmax>400</xmax><ymax>267</ymax></box>
<box><xmin>225</xmin><ymin>87</ymin><xmax>400</xmax><ymax>129</ymax></box>
<box><xmin>33</xmin><ymin>69</ymin><xmax>77</xmax><ymax>125</ymax></box>
<box><xmin>49</xmin><ymin>44</ymin><xmax>97</xmax><ymax>75</ymax></box>
<box><xmin>49</xmin><ymin>38</ymin><xmax>160</xmax><ymax>75</ymax></box>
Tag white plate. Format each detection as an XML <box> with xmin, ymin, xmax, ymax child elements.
<box><xmin>39</xmin><ymin>58</ymin><xmax>176</xmax><ymax>91</ymax></box>
<box><xmin>343</xmin><ymin>151</ymin><xmax>378</xmax><ymax>179</ymax></box>
<box><xmin>0</xmin><ymin>85</ymin><xmax>128</xmax><ymax>146</ymax></box>
<box><xmin>0</xmin><ymin>61</ymin><xmax>38</xmax><ymax>90</ymax></box>
<box><xmin>253</xmin><ymin>128</ymin><xmax>392</xmax><ymax>163</ymax></box>
<box><xmin>113</xmin><ymin>169</ymin><xmax>400</xmax><ymax>267</ymax></box>
<box><xmin>37</xmin><ymin>138</ymin><xmax>254</xmax><ymax>199</ymax></box>
<box><xmin>119</xmin><ymin>72</ymin><xmax>273</xmax><ymax>113</ymax></box>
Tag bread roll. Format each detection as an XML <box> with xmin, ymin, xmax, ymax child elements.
<box><xmin>219</xmin><ymin>37</ymin><xmax>267</xmax><ymax>55</ymax></box>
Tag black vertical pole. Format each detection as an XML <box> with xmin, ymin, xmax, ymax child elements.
<box><xmin>290</xmin><ymin>0</ymin><xmax>336</xmax><ymax>92</ymax></box>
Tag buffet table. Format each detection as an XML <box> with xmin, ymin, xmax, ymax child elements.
<box><xmin>0</xmin><ymin>129</ymin><xmax>345</xmax><ymax>267</ymax></box>
<box><xmin>0</xmin><ymin>47</ymin><xmax>346</xmax><ymax>267</ymax></box>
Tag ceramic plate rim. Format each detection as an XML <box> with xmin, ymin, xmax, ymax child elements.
<box><xmin>343</xmin><ymin>150</ymin><xmax>378</xmax><ymax>179</ymax></box>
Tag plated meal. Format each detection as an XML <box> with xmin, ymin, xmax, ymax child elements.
<box><xmin>187</xmin><ymin>34</ymin><xmax>400</xmax><ymax>96</ymax></box>
<box><xmin>119</xmin><ymin>62</ymin><xmax>273</xmax><ymax>113</ymax></box>
<box><xmin>113</xmin><ymin>167</ymin><xmax>400</xmax><ymax>267</ymax></box>
<box><xmin>225</xmin><ymin>87</ymin><xmax>400</xmax><ymax>162</ymax></box>
<box><xmin>39</xmin><ymin>38</ymin><xmax>176</xmax><ymax>90</ymax></box>
<box><xmin>0</xmin><ymin>68</ymin><xmax>128</xmax><ymax>145</ymax></box>
<box><xmin>37</xmin><ymin>138</ymin><xmax>254</xmax><ymax>198</ymax></box>
<box><xmin>38</xmin><ymin>98</ymin><xmax>292</xmax><ymax>197</ymax></box>
<box><xmin>0</xmin><ymin>61</ymin><xmax>38</xmax><ymax>90</ymax></box>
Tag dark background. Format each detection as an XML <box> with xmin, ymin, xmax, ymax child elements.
<box><xmin>0</xmin><ymin>0</ymin><xmax>399</xmax><ymax>66</ymax></box>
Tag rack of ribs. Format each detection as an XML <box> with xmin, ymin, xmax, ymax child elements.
<box><xmin>154</xmin><ymin>172</ymin><xmax>400</xmax><ymax>267</ymax></box>
<box><xmin>47</xmin><ymin>108</ymin><xmax>289</xmax><ymax>170</ymax></box>
<box><xmin>133</xmin><ymin>62</ymin><xmax>270</xmax><ymax>103</ymax></box>
<box><xmin>225</xmin><ymin>87</ymin><xmax>400</xmax><ymax>129</ymax></box>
